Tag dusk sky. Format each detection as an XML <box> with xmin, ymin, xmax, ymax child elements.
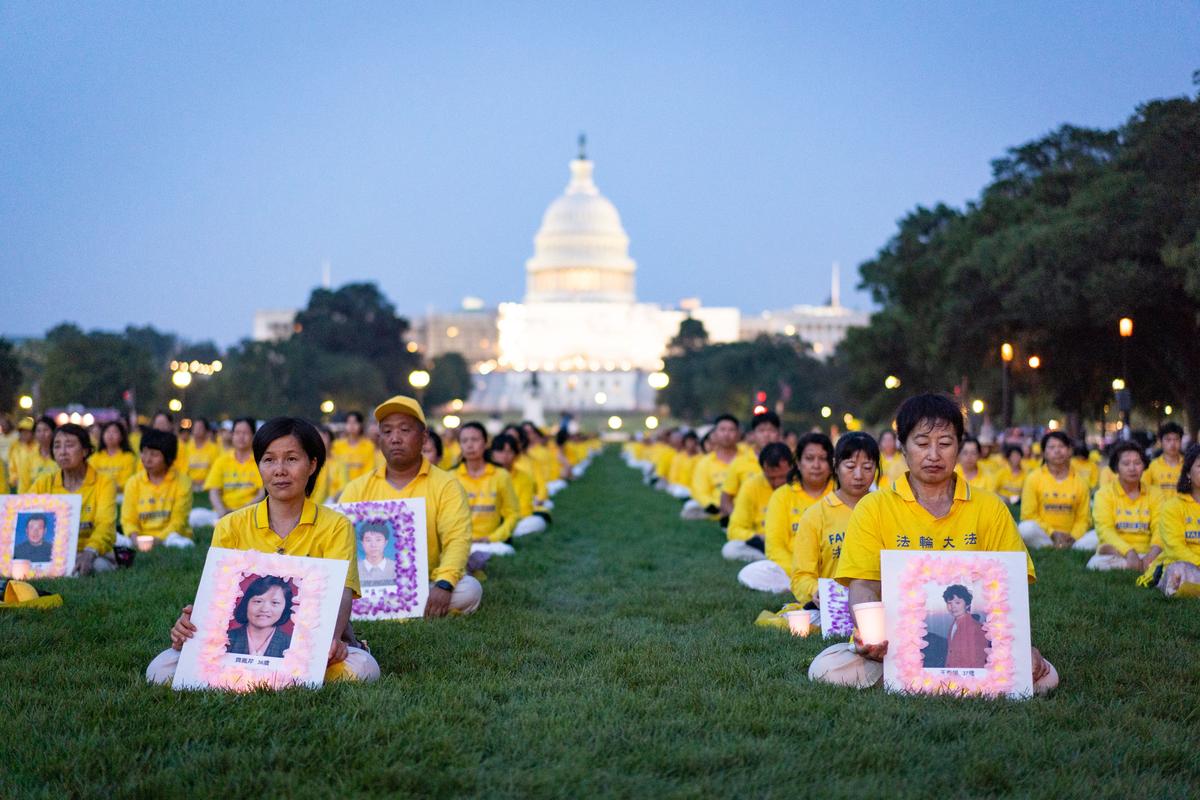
<box><xmin>2</xmin><ymin>2</ymin><xmax>1196</xmax><ymax>345</ymax></box>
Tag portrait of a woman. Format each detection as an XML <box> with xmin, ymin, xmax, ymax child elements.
<box><xmin>225</xmin><ymin>575</ymin><xmax>296</xmax><ymax>658</ymax></box>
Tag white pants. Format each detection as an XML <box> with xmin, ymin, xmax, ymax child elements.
<box><xmin>513</xmin><ymin>515</ymin><xmax>547</xmax><ymax>537</ymax></box>
<box><xmin>737</xmin><ymin>559</ymin><xmax>791</xmax><ymax>593</ymax></box>
<box><xmin>450</xmin><ymin>575</ymin><xmax>483</xmax><ymax>614</ymax></box>
<box><xmin>721</xmin><ymin>539</ymin><xmax>766</xmax><ymax>563</ymax></box>
<box><xmin>145</xmin><ymin>644</ymin><xmax>381</xmax><ymax>685</ymax></box>
<box><xmin>668</xmin><ymin>484</ymin><xmax>691</xmax><ymax>500</ymax></box>
<box><xmin>808</xmin><ymin>642</ymin><xmax>1060</xmax><ymax>695</ymax></box>
<box><xmin>189</xmin><ymin>508</ymin><xmax>219</xmax><ymax>529</ymax></box>
<box><xmin>548</xmin><ymin>479</ymin><xmax>568</xmax><ymax>495</ymax></box>
<box><xmin>1019</xmin><ymin>521</ymin><xmax>1093</xmax><ymax>550</ymax></box>
<box><xmin>680</xmin><ymin>499</ymin><xmax>709</xmax><ymax>521</ymax></box>
<box><xmin>470</xmin><ymin>542</ymin><xmax>516</xmax><ymax>556</ymax></box>
<box><xmin>164</xmin><ymin>532</ymin><xmax>195</xmax><ymax>549</ymax></box>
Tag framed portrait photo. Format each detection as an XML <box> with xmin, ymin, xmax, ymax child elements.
<box><xmin>880</xmin><ymin>550</ymin><xmax>1033</xmax><ymax>699</ymax></box>
<box><xmin>333</xmin><ymin>499</ymin><xmax>429</xmax><ymax>621</ymax></box>
<box><xmin>172</xmin><ymin>547</ymin><xmax>348</xmax><ymax>691</ymax></box>
<box><xmin>818</xmin><ymin>578</ymin><xmax>853</xmax><ymax>638</ymax></box>
<box><xmin>0</xmin><ymin>494</ymin><xmax>82</xmax><ymax>579</ymax></box>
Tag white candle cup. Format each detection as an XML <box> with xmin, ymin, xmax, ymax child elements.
<box><xmin>784</xmin><ymin>610</ymin><xmax>811</xmax><ymax>637</ymax></box>
<box><xmin>137</xmin><ymin>535</ymin><xmax>155</xmax><ymax>553</ymax></box>
<box><xmin>10</xmin><ymin>559</ymin><xmax>32</xmax><ymax>581</ymax></box>
<box><xmin>851</xmin><ymin>601</ymin><xmax>887</xmax><ymax>645</ymax></box>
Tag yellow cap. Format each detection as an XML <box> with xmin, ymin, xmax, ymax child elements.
<box><xmin>17</xmin><ymin>417</ymin><xmax>34</xmax><ymax>431</ymax></box>
<box><xmin>373</xmin><ymin>395</ymin><xmax>426</xmax><ymax>427</ymax></box>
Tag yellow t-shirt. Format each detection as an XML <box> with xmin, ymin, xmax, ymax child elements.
<box><xmin>339</xmin><ymin>459</ymin><xmax>472</xmax><ymax>586</ymax></box>
<box><xmin>1144</xmin><ymin>455</ymin><xmax>1183</xmax><ymax>496</ymax></box>
<box><xmin>721</xmin><ymin>450</ymin><xmax>762</xmax><ymax>501</ymax></box>
<box><xmin>727</xmin><ymin>471</ymin><xmax>775</xmax><ymax>543</ymax></box>
<box><xmin>990</xmin><ymin>465</ymin><xmax>1028</xmax><ymax>503</ymax></box>
<box><xmin>203</xmin><ymin>452</ymin><xmax>264</xmax><ymax>511</ymax></box>
<box><xmin>211</xmin><ymin>499</ymin><xmax>360</xmax><ymax>596</ymax></box>
<box><xmin>1020</xmin><ymin>466</ymin><xmax>1091</xmax><ymax>538</ymax></box>
<box><xmin>1072</xmin><ymin>457</ymin><xmax>1099</xmax><ymax>491</ymax></box>
<box><xmin>121</xmin><ymin>470</ymin><xmax>193</xmax><ymax>539</ymax></box>
<box><xmin>1091</xmin><ymin>481</ymin><xmax>1162</xmax><ymax>553</ymax></box>
<box><xmin>183</xmin><ymin>439</ymin><xmax>222</xmax><ymax>486</ymax></box>
<box><xmin>668</xmin><ymin>451</ymin><xmax>698</xmax><ymax>489</ymax></box>
<box><xmin>791</xmin><ymin>492</ymin><xmax>854</xmax><ymax>604</ymax></box>
<box><xmin>690</xmin><ymin>451</ymin><xmax>737</xmax><ymax>510</ymax></box>
<box><xmin>1155</xmin><ymin>494</ymin><xmax>1200</xmax><ymax>567</ymax></box>
<box><xmin>836</xmin><ymin>475</ymin><xmax>1035</xmax><ymax>585</ymax></box>
<box><xmin>439</xmin><ymin>440</ymin><xmax>460</xmax><ymax>472</ymax></box>
<box><xmin>331</xmin><ymin>438</ymin><xmax>377</xmax><ymax>483</ymax></box>
<box><xmin>515</xmin><ymin>454</ymin><xmax>549</xmax><ymax>507</ymax></box>
<box><xmin>879</xmin><ymin>452</ymin><xmax>907</xmax><ymax>486</ymax></box>
<box><xmin>16</xmin><ymin>448</ymin><xmax>58</xmax><ymax>494</ymax></box>
<box><xmin>763</xmin><ymin>480</ymin><xmax>835</xmax><ymax>572</ymax></box>
<box><xmin>89</xmin><ymin>450</ymin><xmax>138</xmax><ymax>491</ymax></box>
<box><xmin>454</xmin><ymin>463</ymin><xmax>520</xmax><ymax>543</ymax></box>
<box><xmin>954</xmin><ymin>464</ymin><xmax>992</xmax><ymax>494</ymax></box>
<box><xmin>30</xmin><ymin>466</ymin><xmax>118</xmax><ymax>555</ymax></box>
<box><xmin>510</xmin><ymin>462</ymin><xmax>537</xmax><ymax>518</ymax></box>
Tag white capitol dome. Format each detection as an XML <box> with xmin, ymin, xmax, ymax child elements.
<box><xmin>525</xmin><ymin>147</ymin><xmax>637</xmax><ymax>304</ymax></box>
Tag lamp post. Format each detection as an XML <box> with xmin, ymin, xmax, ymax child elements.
<box><xmin>1118</xmin><ymin>318</ymin><xmax>1133</xmax><ymax>439</ymax></box>
<box><xmin>1000</xmin><ymin>343</ymin><xmax>1013</xmax><ymax>431</ymax></box>
<box><xmin>1026</xmin><ymin>355</ymin><xmax>1041</xmax><ymax>424</ymax></box>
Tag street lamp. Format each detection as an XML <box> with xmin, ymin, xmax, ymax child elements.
<box><xmin>971</xmin><ymin>399</ymin><xmax>985</xmax><ymax>414</ymax></box>
<box><xmin>607</xmin><ymin>415</ymin><xmax>622</xmax><ymax>430</ymax></box>
<box><xmin>884</xmin><ymin>375</ymin><xmax>901</xmax><ymax>390</ymax></box>
<box><xmin>320</xmin><ymin>400</ymin><xmax>335</xmax><ymax>415</ymax></box>
<box><xmin>172</xmin><ymin>370</ymin><xmax>192</xmax><ymax>388</ymax></box>
<box><xmin>168</xmin><ymin>398</ymin><xmax>182</xmax><ymax>412</ymax></box>
<box><xmin>1027</xmin><ymin>355</ymin><xmax>1041</xmax><ymax>370</ymax></box>
<box><xmin>1000</xmin><ymin>343</ymin><xmax>1014</xmax><ymax>431</ymax></box>
<box><xmin>18</xmin><ymin>395</ymin><xmax>32</xmax><ymax>410</ymax></box>
<box><xmin>408</xmin><ymin>370</ymin><xmax>430</xmax><ymax>388</ymax></box>
<box><xmin>1118</xmin><ymin>317</ymin><xmax>1133</xmax><ymax>437</ymax></box>
<box><xmin>645</xmin><ymin>415</ymin><xmax>659</xmax><ymax>430</ymax></box>
<box><xmin>820</xmin><ymin>406</ymin><xmax>832</xmax><ymax>419</ymax></box>
<box><xmin>647</xmin><ymin>371</ymin><xmax>670</xmax><ymax>390</ymax></box>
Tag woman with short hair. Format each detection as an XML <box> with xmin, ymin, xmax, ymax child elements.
<box><xmin>1018</xmin><ymin>431</ymin><xmax>1091</xmax><ymax>550</ymax></box>
<box><xmin>1081</xmin><ymin>441</ymin><xmax>1162</xmax><ymax>571</ymax></box>
<box><xmin>121</xmin><ymin>429</ymin><xmax>194</xmax><ymax>548</ymax></box>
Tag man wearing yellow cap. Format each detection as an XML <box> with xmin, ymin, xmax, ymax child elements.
<box><xmin>339</xmin><ymin>396</ymin><xmax>481</xmax><ymax>616</ymax></box>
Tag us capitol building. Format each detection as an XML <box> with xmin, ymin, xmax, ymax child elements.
<box><xmin>254</xmin><ymin>142</ymin><xmax>867</xmax><ymax>416</ymax></box>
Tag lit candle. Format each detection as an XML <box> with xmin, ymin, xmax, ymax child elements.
<box><xmin>10</xmin><ymin>560</ymin><xmax>32</xmax><ymax>580</ymax></box>
<box><xmin>851</xmin><ymin>601</ymin><xmax>887</xmax><ymax>645</ymax></box>
<box><xmin>784</xmin><ymin>610</ymin><xmax>811</xmax><ymax>637</ymax></box>
<box><xmin>137</xmin><ymin>535</ymin><xmax>155</xmax><ymax>553</ymax></box>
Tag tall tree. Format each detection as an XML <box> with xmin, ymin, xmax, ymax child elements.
<box><xmin>0</xmin><ymin>339</ymin><xmax>23</xmax><ymax>414</ymax></box>
<box><xmin>426</xmin><ymin>353</ymin><xmax>472</xmax><ymax>409</ymax></box>
<box><xmin>40</xmin><ymin>324</ymin><xmax>159</xmax><ymax>410</ymax></box>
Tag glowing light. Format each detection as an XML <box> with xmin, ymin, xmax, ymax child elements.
<box><xmin>189</xmin><ymin>360</ymin><xmax>200</xmax><ymax>372</ymax></box>
<box><xmin>1165</xmin><ymin>405</ymin><xmax>1174</xmax><ymax>415</ymax></box>
<box><xmin>56</xmin><ymin>412</ymin><xmax>69</xmax><ymax>425</ymax></box>
<box><xmin>69</xmin><ymin>412</ymin><xmax>82</xmax><ymax>424</ymax></box>
<box><xmin>784</xmin><ymin>324</ymin><xmax>797</xmax><ymax>336</ymax></box>
<box><xmin>647</xmin><ymin>371</ymin><xmax>670</xmax><ymax>390</ymax></box>
<box><xmin>442</xmin><ymin>414</ymin><xmax>461</xmax><ymax>429</ymax></box>
<box><xmin>1118</xmin><ymin>317</ymin><xmax>1133</xmax><ymax>338</ymax></box>
<box><xmin>971</xmin><ymin>399</ymin><xmax>985</xmax><ymax>414</ymax></box>
<box><xmin>450</xmin><ymin>398</ymin><xmax>464</xmax><ymax>411</ymax></box>
<box><xmin>1112</xmin><ymin>378</ymin><xmax>1126</xmax><ymax>391</ymax></box>
<box><xmin>594</xmin><ymin>391</ymin><xmax>607</xmax><ymax>405</ymax></box>
<box><xmin>884</xmin><ymin>375</ymin><xmax>901</xmax><ymax>390</ymax></box>
<box><xmin>406</xmin><ymin>342</ymin><xmax>419</xmax><ymax>353</ymax></box>
<box><xmin>645</xmin><ymin>415</ymin><xmax>659</xmax><ymax>430</ymax></box>
<box><xmin>446</xmin><ymin>326</ymin><xmax>459</xmax><ymax>338</ymax></box>
<box><xmin>753</xmin><ymin>404</ymin><xmax>768</xmax><ymax>415</ymax></box>
<box><xmin>168</xmin><ymin>399</ymin><xmax>183</xmax><ymax>412</ymax></box>
<box><xmin>408</xmin><ymin>370</ymin><xmax>431</xmax><ymax>389</ymax></box>
<box><xmin>320</xmin><ymin>400</ymin><xmax>335</xmax><ymax>414</ymax></box>
<box><xmin>1000</xmin><ymin>343</ymin><xmax>1013</xmax><ymax>363</ymax></box>
<box><xmin>172</xmin><ymin>370</ymin><xmax>193</xmax><ymax>388</ymax></box>
<box><xmin>1027</xmin><ymin>355</ymin><xmax>1041</xmax><ymax>369</ymax></box>
<box><xmin>211</xmin><ymin>360</ymin><xmax>222</xmax><ymax>372</ymax></box>
<box><xmin>820</xmin><ymin>406</ymin><xmax>832</xmax><ymax>419</ymax></box>
<box><xmin>82</xmin><ymin>413</ymin><xmax>94</xmax><ymax>427</ymax></box>
<box><xmin>607</xmin><ymin>415</ymin><xmax>622</xmax><ymax>430</ymax></box>
<box><xmin>18</xmin><ymin>395</ymin><xmax>32</xmax><ymax>410</ymax></box>
<box><xmin>843</xmin><ymin>413</ymin><xmax>853</xmax><ymax>424</ymax></box>
<box><xmin>169</xmin><ymin>361</ymin><xmax>179</xmax><ymax>371</ymax></box>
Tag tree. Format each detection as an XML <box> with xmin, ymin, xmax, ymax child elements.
<box><xmin>40</xmin><ymin>324</ymin><xmax>159</xmax><ymax>410</ymax></box>
<box><xmin>425</xmin><ymin>353</ymin><xmax>472</xmax><ymax>409</ymax></box>
<box><xmin>0</xmin><ymin>339</ymin><xmax>23</xmax><ymax>414</ymax></box>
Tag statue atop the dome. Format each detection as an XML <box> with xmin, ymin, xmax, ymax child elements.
<box><xmin>577</xmin><ymin>132</ymin><xmax>587</xmax><ymax>161</ymax></box>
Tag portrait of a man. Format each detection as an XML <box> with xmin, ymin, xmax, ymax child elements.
<box><xmin>13</xmin><ymin>513</ymin><xmax>55</xmax><ymax>563</ymax></box>
<box><xmin>357</xmin><ymin>521</ymin><xmax>395</xmax><ymax>588</ymax></box>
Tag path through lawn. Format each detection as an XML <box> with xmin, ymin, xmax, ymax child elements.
<box><xmin>2</xmin><ymin>449</ymin><xmax>1198</xmax><ymax>798</ymax></box>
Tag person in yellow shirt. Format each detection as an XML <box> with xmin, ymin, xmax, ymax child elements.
<box><xmin>204</xmin><ymin>417</ymin><xmax>265</xmax><ymax>517</ymax></box>
<box><xmin>455</xmin><ymin>422</ymin><xmax>520</xmax><ymax>555</ymax></box>
<box><xmin>682</xmin><ymin>414</ymin><xmax>741</xmax><ymax>520</ymax></box>
<box><xmin>339</xmin><ymin>395</ymin><xmax>481</xmax><ymax>616</ymax></box>
<box><xmin>491</xmin><ymin>432</ymin><xmax>545</xmax><ymax>537</ymax></box>
<box><xmin>90</xmin><ymin>420</ymin><xmax>138</xmax><ymax>492</ymax></box>
<box><xmin>790</xmin><ymin>432</ymin><xmax>880</xmax><ymax>610</ymax></box>
<box><xmin>954</xmin><ymin>436</ymin><xmax>991</xmax><ymax>493</ymax></box>
<box><xmin>330</xmin><ymin>411</ymin><xmax>377</xmax><ymax>484</ymax></box>
<box><xmin>503</xmin><ymin>423</ymin><xmax>551</xmax><ymax>515</ymax></box>
<box><xmin>877</xmin><ymin>429</ymin><xmax>907</xmax><ymax>486</ymax></box>
<box><xmin>121</xmin><ymin>429</ymin><xmax>194</xmax><ymax>547</ymax></box>
<box><xmin>1081</xmin><ymin>440</ymin><xmax>1162</xmax><ymax>571</ymax></box>
<box><xmin>146</xmin><ymin>416</ymin><xmax>380</xmax><ymax>684</ymax></box>
<box><xmin>1144</xmin><ymin>421</ymin><xmax>1185</xmax><ymax>496</ymax></box>
<box><xmin>1146</xmin><ymin>444</ymin><xmax>1200</xmax><ymax>595</ymax></box>
<box><xmin>809</xmin><ymin>393</ymin><xmax>1056</xmax><ymax>693</ymax></box>
<box><xmin>666</xmin><ymin>431</ymin><xmax>700</xmax><ymax>499</ymax></box>
<box><xmin>991</xmin><ymin>444</ymin><xmax>1029</xmax><ymax>507</ymax></box>
<box><xmin>723</xmin><ymin>443</ymin><xmax>795</xmax><ymax>562</ymax></box>
<box><xmin>30</xmin><ymin>423</ymin><xmax>118</xmax><ymax>575</ymax></box>
<box><xmin>439</xmin><ymin>427</ymin><xmax>461</xmax><ymax>472</ymax></box>
<box><xmin>182</xmin><ymin>418</ymin><xmax>222</xmax><ymax>487</ymax></box>
<box><xmin>6</xmin><ymin>417</ymin><xmax>35</xmax><ymax>491</ymax></box>
<box><xmin>310</xmin><ymin>426</ymin><xmax>346</xmax><ymax>505</ymax></box>
<box><xmin>738</xmin><ymin>432</ymin><xmax>834</xmax><ymax>593</ymax></box>
<box><xmin>719</xmin><ymin>412</ymin><xmax>782</xmax><ymax>518</ymax></box>
<box><xmin>1072</xmin><ymin>444</ymin><xmax>1099</xmax><ymax>491</ymax></box>
<box><xmin>1018</xmin><ymin>431</ymin><xmax>1092</xmax><ymax>550</ymax></box>
<box><xmin>15</xmin><ymin>415</ymin><xmax>59</xmax><ymax>493</ymax></box>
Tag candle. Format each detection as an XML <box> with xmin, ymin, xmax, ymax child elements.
<box><xmin>10</xmin><ymin>559</ymin><xmax>32</xmax><ymax>580</ymax></box>
<box><xmin>137</xmin><ymin>535</ymin><xmax>155</xmax><ymax>553</ymax></box>
<box><xmin>851</xmin><ymin>601</ymin><xmax>887</xmax><ymax>645</ymax></box>
<box><xmin>784</xmin><ymin>610</ymin><xmax>811</xmax><ymax>637</ymax></box>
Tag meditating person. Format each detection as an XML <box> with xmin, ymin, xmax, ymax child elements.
<box><xmin>808</xmin><ymin>393</ymin><xmax>1055</xmax><ymax>693</ymax></box>
<box><xmin>992</xmin><ymin>444</ymin><xmax>1028</xmax><ymax>506</ymax></box>
<box><xmin>308</xmin><ymin>426</ymin><xmax>344</xmax><ymax>505</ymax></box>
<box><xmin>666</xmin><ymin>431</ymin><xmax>700</xmax><ymax>500</ymax></box>
<box><xmin>89</xmin><ymin>421</ymin><xmax>138</xmax><ymax>492</ymax></box>
<box><xmin>722</xmin><ymin>443</ymin><xmax>794</xmax><ymax>562</ymax></box>
<box><xmin>331</xmin><ymin>411</ymin><xmax>376</xmax><ymax>484</ymax></box>
<box><xmin>1082</xmin><ymin>440</ymin><xmax>1162</xmax><ymax>571</ymax></box>
<box><xmin>15</xmin><ymin>416</ymin><xmax>58</xmax><ymax>493</ymax></box>
<box><xmin>358</xmin><ymin>523</ymin><xmax>395</xmax><ymax>587</ymax></box>
<box><xmin>954</xmin><ymin>436</ymin><xmax>990</xmax><ymax>492</ymax></box>
<box><xmin>1071</xmin><ymin>444</ymin><xmax>1099</xmax><ymax>491</ymax></box>
<box><xmin>455</xmin><ymin>422</ymin><xmax>520</xmax><ymax>556</ymax></box>
<box><xmin>877</xmin><ymin>429</ymin><xmax>906</xmax><ymax>486</ymax></box>
<box><xmin>121</xmin><ymin>429</ymin><xmax>194</xmax><ymax>548</ymax></box>
<box><xmin>1018</xmin><ymin>431</ymin><xmax>1091</xmax><ymax>550</ymax></box>
<box><xmin>147</xmin><ymin>416</ymin><xmax>380</xmax><ymax>684</ymax></box>
<box><xmin>490</xmin><ymin>433</ymin><xmax>545</xmax><ymax>537</ymax></box>
<box><xmin>1144</xmin><ymin>444</ymin><xmax>1200</xmax><ymax>595</ymax></box>
<box><xmin>790</xmin><ymin>432</ymin><xmax>880</xmax><ymax>610</ymax></box>
<box><xmin>204</xmin><ymin>418</ymin><xmax>264</xmax><ymax>518</ymax></box>
<box><xmin>682</xmin><ymin>414</ymin><xmax>740</xmax><ymax>520</ymax></box>
<box><xmin>1145</xmin><ymin>421</ymin><xmax>1185</xmax><ymax>496</ymax></box>
<box><xmin>13</xmin><ymin>514</ymin><xmax>53</xmax><ymax>562</ymax></box>
<box><xmin>30</xmin><ymin>423</ymin><xmax>118</xmax><ymax>576</ymax></box>
<box><xmin>719</xmin><ymin>412</ymin><xmax>782</xmax><ymax>518</ymax></box>
<box><xmin>6</xmin><ymin>417</ymin><xmax>36</xmax><ymax>492</ymax></box>
<box><xmin>942</xmin><ymin>585</ymin><xmax>989</xmax><ymax>669</ymax></box>
<box><xmin>422</xmin><ymin>429</ymin><xmax>444</xmax><ymax>467</ymax></box>
<box><xmin>224</xmin><ymin>576</ymin><xmax>295</xmax><ymax>658</ymax></box>
<box><xmin>183</xmin><ymin>418</ymin><xmax>222</xmax><ymax>487</ymax></box>
<box><xmin>503</xmin><ymin>423</ymin><xmax>551</xmax><ymax>515</ymax></box>
<box><xmin>737</xmin><ymin>432</ymin><xmax>834</xmax><ymax>593</ymax></box>
<box><xmin>339</xmin><ymin>396</ymin><xmax>480</xmax><ymax>616</ymax></box>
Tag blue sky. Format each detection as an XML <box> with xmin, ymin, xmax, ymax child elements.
<box><xmin>1</xmin><ymin>2</ymin><xmax>1196</xmax><ymax>345</ymax></box>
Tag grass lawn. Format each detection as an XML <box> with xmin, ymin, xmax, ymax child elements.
<box><xmin>3</xmin><ymin>449</ymin><xmax>1198</xmax><ymax>799</ymax></box>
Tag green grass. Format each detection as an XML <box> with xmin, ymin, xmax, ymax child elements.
<box><xmin>3</xmin><ymin>449</ymin><xmax>1198</xmax><ymax>799</ymax></box>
